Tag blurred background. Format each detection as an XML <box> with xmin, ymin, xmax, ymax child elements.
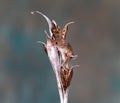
<box><xmin>0</xmin><ymin>0</ymin><xmax>120</xmax><ymax>103</ymax></box>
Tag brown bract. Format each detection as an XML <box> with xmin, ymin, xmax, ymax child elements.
<box><xmin>60</xmin><ymin>66</ymin><xmax>73</xmax><ymax>91</ymax></box>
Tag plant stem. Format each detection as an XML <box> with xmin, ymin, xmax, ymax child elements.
<box><xmin>63</xmin><ymin>89</ymin><xmax>69</xmax><ymax>103</ymax></box>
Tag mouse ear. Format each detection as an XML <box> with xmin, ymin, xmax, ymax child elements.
<box><xmin>61</xmin><ymin>21</ymin><xmax>75</xmax><ymax>39</ymax></box>
<box><xmin>31</xmin><ymin>11</ymin><xmax>53</xmax><ymax>37</ymax></box>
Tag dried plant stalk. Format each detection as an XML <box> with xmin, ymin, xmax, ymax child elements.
<box><xmin>31</xmin><ymin>11</ymin><xmax>78</xmax><ymax>103</ymax></box>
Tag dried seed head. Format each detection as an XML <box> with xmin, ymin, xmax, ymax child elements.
<box><xmin>51</xmin><ymin>21</ymin><xmax>61</xmax><ymax>40</ymax></box>
<box><xmin>55</xmin><ymin>38</ymin><xmax>75</xmax><ymax>67</ymax></box>
<box><xmin>34</xmin><ymin>11</ymin><xmax>78</xmax><ymax>102</ymax></box>
<box><xmin>31</xmin><ymin>11</ymin><xmax>53</xmax><ymax>37</ymax></box>
<box><xmin>61</xmin><ymin>21</ymin><xmax>75</xmax><ymax>39</ymax></box>
<box><xmin>60</xmin><ymin>66</ymin><xmax>73</xmax><ymax>91</ymax></box>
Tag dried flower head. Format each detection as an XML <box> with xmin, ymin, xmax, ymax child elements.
<box><xmin>31</xmin><ymin>11</ymin><xmax>79</xmax><ymax>103</ymax></box>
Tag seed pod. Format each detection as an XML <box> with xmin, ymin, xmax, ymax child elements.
<box><xmin>60</xmin><ymin>66</ymin><xmax>73</xmax><ymax>91</ymax></box>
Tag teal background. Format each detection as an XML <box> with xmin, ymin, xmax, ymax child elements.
<box><xmin>0</xmin><ymin>0</ymin><xmax>120</xmax><ymax>103</ymax></box>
